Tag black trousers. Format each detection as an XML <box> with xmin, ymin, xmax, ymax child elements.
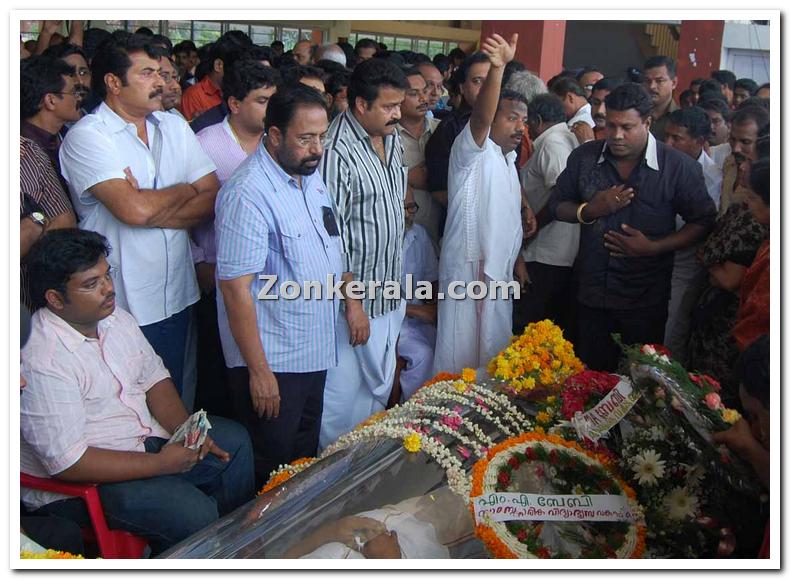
<box><xmin>228</xmin><ymin>367</ymin><xmax>326</xmax><ymax>488</ymax></box>
<box><xmin>194</xmin><ymin>290</ymin><xmax>232</xmax><ymax>418</ymax></box>
<box><xmin>512</xmin><ymin>262</ymin><xmax>576</xmax><ymax>339</ymax></box>
<box><xmin>576</xmin><ymin>302</ymin><xmax>669</xmax><ymax>373</ymax></box>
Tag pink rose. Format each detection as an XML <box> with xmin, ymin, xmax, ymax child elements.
<box><xmin>704</xmin><ymin>392</ymin><xmax>723</xmax><ymax>410</ymax></box>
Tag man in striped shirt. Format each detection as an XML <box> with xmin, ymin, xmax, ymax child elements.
<box><xmin>319</xmin><ymin>58</ymin><xmax>410</xmax><ymax>448</ymax></box>
<box><xmin>216</xmin><ymin>85</ymin><xmax>343</xmax><ymax>485</ymax></box>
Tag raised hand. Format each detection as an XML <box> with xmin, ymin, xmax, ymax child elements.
<box><xmin>480</xmin><ymin>33</ymin><xmax>518</xmax><ymax>68</ymax></box>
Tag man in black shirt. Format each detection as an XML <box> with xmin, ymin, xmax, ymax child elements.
<box><xmin>547</xmin><ymin>83</ymin><xmax>716</xmax><ymax>371</ymax></box>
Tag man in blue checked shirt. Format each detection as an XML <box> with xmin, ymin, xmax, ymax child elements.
<box><xmin>215</xmin><ymin>85</ymin><xmax>343</xmax><ymax>486</ymax></box>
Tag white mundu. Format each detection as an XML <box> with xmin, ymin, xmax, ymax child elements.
<box><xmin>433</xmin><ymin>122</ymin><xmax>523</xmax><ymax>374</ymax></box>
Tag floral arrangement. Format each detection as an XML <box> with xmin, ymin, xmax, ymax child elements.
<box><xmin>469</xmin><ymin>432</ymin><xmax>645</xmax><ymax>559</ymax></box>
<box><xmin>618</xmin><ymin>424</ymin><xmax>736</xmax><ymax>558</ymax></box>
<box><xmin>259</xmin><ymin>457</ymin><xmax>319</xmax><ymax>495</ymax></box>
<box><xmin>319</xmin><ymin>379</ymin><xmax>535</xmax><ymax>500</ymax></box>
<box><xmin>20</xmin><ymin>549</ymin><xmax>85</xmax><ymax>559</ymax></box>
<box><xmin>487</xmin><ymin>320</ymin><xmax>584</xmax><ymax>396</ymax></box>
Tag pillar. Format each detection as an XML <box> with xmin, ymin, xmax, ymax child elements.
<box><xmin>676</xmin><ymin>20</ymin><xmax>725</xmax><ymax>93</ymax></box>
<box><xmin>479</xmin><ymin>20</ymin><xmax>566</xmax><ymax>83</ymax></box>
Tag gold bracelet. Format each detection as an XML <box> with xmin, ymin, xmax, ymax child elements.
<box><xmin>576</xmin><ymin>202</ymin><xmax>597</xmax><ymax>225</ymax></box>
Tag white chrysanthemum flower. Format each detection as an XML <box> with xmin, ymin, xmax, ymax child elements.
<box><xmin>648</xmin><ymin>426</ymin><xmax>666</xmax><ymax>441</ymax></box>
<box><xmin>664</xmin><ymin>487</ymin><xmax>700</xmax><ymax>520</ymax></box>
<box><xmin>683</xmin><ymin>464</ymin><xmax>706</xmax><ymax>488</ymax></box>
<box><xmin>631</xmin><ymin>449</ymin><xmax>666</xmax><ymax>485</ymax></box>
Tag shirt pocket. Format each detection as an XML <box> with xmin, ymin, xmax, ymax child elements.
<box><xmin>280</xmin><ymin>229</ymin><xmax>307</xmax><ymax>263</ymax></box>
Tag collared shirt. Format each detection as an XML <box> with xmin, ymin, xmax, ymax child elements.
<box><xmin>194</xmin><ymin>116</ymin><xmax>250</xmax><ymax>264</ymax></box>
<box><xmin>21</xmin><ymin>120</ymin><xmax>63</xmax><ymax>178</ymax></box>
<box><xmin>216</xmin><ymin>140</ymin><xmax>343</xmax><ymax>372</ymax></box>
<box><xmin>441</xmin><ymin>122</ymin><xmax>522</xmax><ymax>282</ymax></box>
<box><xmin>20</xmin><ymin>307</ymin><xmax>171</xmax><ymax>510</ymax></box>
<box><xmin>20</xmin><ymin>137</ymin><xmax>74</xmax><ymax>311</ymax></box>
<box><xmin>397</xmin><ymin>117</ymin><xmax>442</xmax><ymax>247</ymax></box>
<box><xmin>567</xmin><ymin>102</ymin><xmax>595</xmax><ymax>129</ymax></box>
<box><xmin>402</xmin><ymin>224</ymin><xmax>439</xmax><ymax>306</ymax></box>
<box><xmin>424</xmin><ymin>104</ymin><xmax>472</xmax><ymax>193</ymax></box>
<box><xmin>180</xmin><ymin>75</ymin><xmax>222</xmax><ymax>122</ymax></box>
<box><xmin>60</xmin><ymin>102</ymin><xmax>216</xmax><ymax>326</ymax></box>
<box><xmin>190</xmin><ymin>102</ymin><xmax>229</xmax><ymax>134</ymax></box>
<box><xmin>649</xmin><ymin>98</ymin><xmax>680</xmax><ymax>143</ymax></box>
<box><xmin>521</xmin><ymin>122</ymin><xmax>581</xmax><ymax>267</ymax></box>
<box><xmin>547</xmin><ymin>133</ymin><xmax>717</xmax><ymax>310</ymax></box>
<box><xmin>320</xmin><ymin>110</ymin><xmax>407</xmax><ymax>319</ymax></box>
<box><xmin>166</xmin><ymin>107</ymin><xmax>188</xmax><ymax>122</ymax></box>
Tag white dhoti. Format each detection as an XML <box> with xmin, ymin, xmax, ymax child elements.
<box><xmin>398</xmin><ymin>317</ymin><xmax>437</xmax><ymax>401</ymax></box>
<box><xmin>320</xmin><ymin>301</ymin><xmax>406</xmax><ymax>449</ymax></box>
<box><xmin>432</xmin><ymin>264</ymin><xmax>513</xmax><ymax>375</ymax></box>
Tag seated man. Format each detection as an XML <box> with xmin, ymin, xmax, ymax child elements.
<box><xmin>398</xmin><ymin>188</ymin><xmax>439</xmax><ymax>402</ymax></box>
<box><xmin>20</xmin><ymin>229</ymin><xmax>255</xmax><ymax>556</ymax></box>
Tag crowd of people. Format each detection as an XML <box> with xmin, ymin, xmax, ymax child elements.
<box><xmin>19</xmin><ymin>21</ymin><xmax>771</xmax><ymax>558</ymax></box>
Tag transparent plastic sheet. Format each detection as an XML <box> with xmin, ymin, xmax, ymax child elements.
<box><xmin>158</xmin><ymin>380</ymin><xmax>542</xmax><ymax>559</ymax></box>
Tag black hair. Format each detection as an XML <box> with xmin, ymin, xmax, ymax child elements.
<box><xmin>135</xmin><ymin>26</ymin><xmax>154</xmax><ymax>37</ymax></box>
<box><xmin>549</xmin><ymin>76</ymin><xmax>587</xmax><ymax>99</ymax></box>
<box><xmin>432</xmin><ymin>54</ymin><xmax>451</xmax><ymax>75</ymax></box>
<box><xmin>90</xmin><ymin>33</ymin><xmax>160</xmax><ymax>101</ymax></box>
<box><xmin>271</xmin><ymin>40</ymin><xmax>284</xmax><ymax>50</ymax></box>
<box><xmin>354</xmin><ymin>38</ymin><xmax>378</xmax><ymax>56</ymax></box>
<box><xmin>82</xmin><ymin>27</ymin><xmax>111</xmax><ymax>62</ymax></box>
<box><xmin>756</xmin><ymin>124</ymin><xmax>770</xmax><ymax>159</ymax></box>
<box><xmin>173</xmin><ymin>40</ymin><xmax>198</xmax><ymax>55</ymax></box>
<box><xmin>498</xmin><ymin>88</ymin><xmax>529</xmax><ymax>110</ymax></box>
<box><xmin>731</xmin><ymin>105</ymin><xmax>770</xmax><ymax>133</ymax></box>
<box><xmin>245</xmin><ymin>45</ymin><xmax>273</xmax><ymax>64</ymax></box>
<box><xmin>737</xmin><ymin>96</ymin><xmax>769</xmax><ymax>112</ymax></box>
<box><xmin>378</xmin><ymin>42</ymin><xmax>388</xmax><ymax>51</ymax></box>
<box><xmin>325</xmin><ymin>68</ymin><xmax>351</xmax><ymax>97</ymax></box>
<box><xmin>224</xmin><ymin>29</ymin><xmax>253</xmax><ymax>49</ymax></box>
<box><xmin>626</xmin><ymin>66</ymin><xmax>643</xmax><ymax>83</ymax></box>
<box><xmin>592</xmin><ymin>77</ymin><xmax>623</xmax><ymax>94</ymax></box>
<box><xmin>221</xmin><ymin>58</ymin><xmax>279</xmax><ymax>103</ymax></box>
<box><xmin>26</xmin><ymin>229</ymin><xmax>111</xmax><ymax>311</ymax></box>
<box><xmin>757</xmin><ymin>82</ymin><xmax>769</xmax><ymax>93</ymax></box>
<box><xmin>735</xmin><ymin>78</ymin><xmax>759</xmax><ymax>95</ymax></box>
<box><xmin>690</xmin><ymin>77</ymin><xmax>706</xmax><ymax>88</ymax></box>
<box><xmin>711</xmin><ymin>69</ymin><xmax>737</xmax><ymax>90</ymax></box>
<box><xmin>643</xmin><ymin>55</ymin><xmax>676</xmax><ymax>78</ymax></box>
<box><xmin>604</xmin><ymin>82</ymin><xmax>653</xmax><ymax>118</ymax></box>
<box><xmin>42</xmin><ymin>42</ymin><xmax>87</xmax><ymax>63</ymax></box>
<box><xmin>547</xmin><ymin>70</ymin><xmax>577</xmax><ymax>91</ymax></box>
<box><xmin>697</xmin><ymin>79</ymin><xmax>725</xmax><ymax>102</ymax></box>
<box><xmin>527</xmin><ymin>93</ymin><xmax>566</xmax><ymax>125</ymax></box>
<box><xmin>347</xmin><ymin>57</ymin><xmax>409</xmax><ymax>108</ymax></box>
<box><xmin>452</xmin><ymin>52</ymin><xmax>489</xmax><ymax>87</ymax></box>
<box><xmin>20</xmin><ymin>55</ymin><xmax>76</xmax><ymax>119</ymax></box>
<box><xmin>337</xmin><ymin>41</ymin><xmax>355</xmax><ymax>67</ymax></box>
<box><xmin>279</xmin><ymin>65</ymin><xmax>326</xmax><ymax>86</ymax></box>
<box><xmin>264</xmin><ymin>83</ymin><xmax>328</xmax><ymax>135</ymax></box>
<box><xmin>194</xmin><ymin>42</ymin><xmax>215</xmax><ymax>81</ymax></box>
<box><xmin>749</xmin><ymin>156</ymin><xmax>770</xmax><ymax>207</ymax></box>
<box><xmin>315</xmin><ymin>59</ymin><xmax>348</xmax><ymax>76</ymax></box>
<box><xmin>207</xmin><ymin>33</ymin><xmax>251</xmax><ymax>76</ymax></box>
<box><xmin>667</xmin><ymin>106</ymin><xmax>712</xmax><ymax>140</ymax></box>
<box><xmin>150</xmin><ymin>34</ymin><xmax>173</xmax><ymax>55</ymax></box>
<box><xmin>576</xmin><ymin>65</ymin><xmax>603</xmax><ymax>81</ymax></box>
<box><xmin>699</xmin><ymin>97</ymin><xmax>732</xmax><ymax>122</ymax></box>
<box><xmin>448</xmin><ymin>47</ymin><xmax>467</xmax><ymax>63</ymax></box>
<box><xmin>679</xmin><ymin>89</ymin><xmax>695</xmax><ymax>107</ymax></box>
<box><xmin>736</xmin><ymin>334</ymin><xmax>770</xmax><ymax>409</ymax></box>
<box><xmin>402</xmin><ymin>65</ymin><xmax>425</xmax><ymax>80</ymax></box>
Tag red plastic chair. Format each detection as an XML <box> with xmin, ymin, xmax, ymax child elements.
<box><xmin>21</xmin><ymin>473</ymin><xmax>148</xmax><ymax>558</ymax></box>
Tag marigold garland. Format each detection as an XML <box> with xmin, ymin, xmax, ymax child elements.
<box><xmin>469</xmin><ymin>432</ymin><xmax>646</xmax><ymax>559</ymax></box>
<box><xmin>258</xmin><ymin>456</ymin><xmax>319</xmax><ymax>495</ymax></box>
<box><xmin>487</xmin><ymin>320</ymin><xmax>583</xmax><ymax>395</ymax></box>
<box><xmin>20</xmin><ymin>549</ymin><xmax>84</xmax><ymax>559</ymax></box>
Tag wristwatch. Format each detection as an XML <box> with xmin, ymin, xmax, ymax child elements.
<box><xmin>29</xmin><ymin>211</ymin><xmax>47</xmax><ymax>227</ymax></box>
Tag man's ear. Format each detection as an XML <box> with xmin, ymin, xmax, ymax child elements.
<box><xmin>267</xmin><ymin>125</ymin><xmax>283</xmax><ymax>148</ymax></box>
<box><xmin>214</xmin><ymin>58</ymin><xmax>223</xmax><ymax>75</ymax></box>
<box><xmin>44</xmin><ymin>289</ymin><xmax>66</xmax><ymax>311</ymax></box>
<box><xmin>105</xmin><ymin>72</ymin><xmax>122</xmax><ymax>96</ymax></box>
<box><xmin>354</xmin><ymin>96</ymin><xmax>369</xmax><ymax>117</ymax></box>
<box><xmin>227</xmin><ymin>95</ymin><xmax>241</xmax><ymax>115</ymax></box>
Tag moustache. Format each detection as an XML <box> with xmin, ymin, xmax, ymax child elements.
<box><xmin>103</xmin><ymin>293</ymin><xmax>116</xmax><ymax>305</ymax></box>
<box><xmin>149</xmin><ymin>89</ymin><xmax>163</xmax><ymax>99</ymax></box>
<box><xmin>301</xmin><ymin>156</ymin><xmax>322</xmax><ymax>165</ymax></box>
<box><xmin>385</xmin><ymin>118</ymin><xmax>400</xmax><ymax>126</ymax></box>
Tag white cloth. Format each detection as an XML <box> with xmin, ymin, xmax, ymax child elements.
<box><xmin>320</xmin><ymin>301</ymin><xmax>406</xmax><ymax>449</ymax></box>
<box><xmin>300</xmin><ymin>543</ymin><xmax>365</xmax><ymax>559</ymax></box>
<box><xmin>433</xmin><ymin>123</ymin><xmax>522</xmax><ymax>374</ymax></box>
<box><xmin>664</xmin><ymin>148</ymin><xmax>724</xmax><ymax>360</ymax></box>
<box><xmin>709</xmin><ymin>142</ymin><xmax>731</xmax><ymax>169</ymax></box>
<box><xmin>60</xmin><ymin>102</ymin><xmax>216</xmax><ymax>325</ymax></box>
<box><xmin>398</xmin><ymin>225</ymin><xmax>439</xmax><ymax>400</ymax></box>
<box><xmin>567</xmin><ymin>102</ymin><xmax>595</xmax><ymax>129</ymax></box>
<box><xmin>356</xmin><ymin>506</ymin><xmax>450</xmax><ymax>559</ymax></box>
<box><xmin>521</xmin><ymin>122</ymin><xmax>580</xmax><ymax>267</ymax></box>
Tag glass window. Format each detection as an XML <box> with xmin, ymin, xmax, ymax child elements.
<box><xmin>281</xmin><ymin>27</ymin><xmax>299</xmax><ymax>49</ymax></box>
<box><xmin>193</xmin><ymin>20</ymin><xmax>221</xmax><ymax>45</ymax></box>
<box><xmin>226</xmin><ymin>22</ymin><xmax>251</xmax><ymax>36</ymax></box>
<box><xmin>300</xmin><ymin>29</ymin><xmax>313</xmax><ymax>41</ymax></box>
<box><xmin>128</xmin><ymin>20</ymin><xmax>161</xmax><ymax>34</ymax></box>
<box><xmin>415</xmin><ymin>39</ymin><xmax>429</xmax><ymax>55</ymax></box>
<box><xmin>394</xmin><ymin>37</ymin><xmax>412</xmax><ymax>52</ymax></box>
<box><xmin>20</xmin><ymin>20</ymin><xmax>40</xmax><ymax>41</ymax></box>
<box><xmin>166</xmin><ymin>20</ymin><xmax>192</xmax><ymax>43</ymax></box>
<box><xmin>251</xmin><ymin>25</ymin><xmax>275</xmax><ymax>46</ymax></box>
<box><xmin>428</xmin><ymin>40</ymin><xmax>446</xmax><ymax>58</ymax></box>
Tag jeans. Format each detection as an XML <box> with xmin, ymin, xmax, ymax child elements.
<box><xmin>34</xmin><ymin>415</ymin><xmax>255</xmax><ymax>556</ymax></box>
<box><xmin>140</xmin><ymin>305</ymin><xmax>192</xmax><ymax>397</ymax></box>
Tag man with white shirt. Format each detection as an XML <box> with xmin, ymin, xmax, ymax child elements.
<box><xmin>59</xmin><ymin>34</ymin><xmax>220</xmax><ymax>408</ymax></box>
<box><xmin>550</xmin><ymin>77</ymin><xmax>595</xmax><ymax>144</ymax></box>
<box><xmin>514</xmin><ymin>94</ymin><xmax>580</xmax><ymax>334</ymax></box>
<box><xmin>433</xmin><ymin>33</ymin><xmax>528</xmax><ymax>374</ymax></box>
<box><xmin>662</xmin><ymin>106</ymin><xmax>723</xmax><ymax>362</ymax></box>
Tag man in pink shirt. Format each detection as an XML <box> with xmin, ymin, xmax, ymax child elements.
<box><xmin>20</xmin><ymin>229</ymin><xmax>254</xmax><ymax>555</ymax></box>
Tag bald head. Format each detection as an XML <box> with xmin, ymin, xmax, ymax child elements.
<box><xmin>315</xmin><ymin>43</ymin><xmax>347</xmax><ymax>67</ymax></box>
<box><xmin>293</xmin><ymin>40</ymin><xmax>312</xmax><ymax>65</ymax></box>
